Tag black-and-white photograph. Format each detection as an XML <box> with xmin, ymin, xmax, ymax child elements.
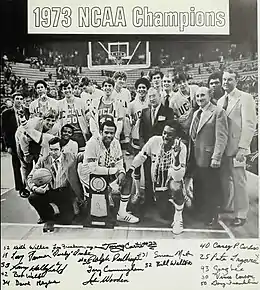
<box><xmin>1</xmin><ymin>0</ymin><xmax>258</xmax><ymax>240</ymax></box>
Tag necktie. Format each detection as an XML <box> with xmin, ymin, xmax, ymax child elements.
<box><xmin>51</xmin><ymin>160</ymin><xmax>59</xmax><ymax>188</ymax></box>
<box><xmin>151</xmin><ymin>107</ymin><xmax>156</xmax><ymax>125</ymax></box>
<box><xmin>165</xmin><ymin>95</ymin><xmax>170</xmax><ymax>108</ymax></box>
<box><xmin>222</xmin><ymin>95</ymin><xmax>229</xmax><ymax>110</ymax></box>
<box><xmin>190</xmin><ymin>109</ymin><xmax>202</xmax><ymax>142</ymax></box>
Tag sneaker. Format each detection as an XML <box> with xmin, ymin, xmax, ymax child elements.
<box><xmin>117</xmin><ymin>212</ymin><xmax>139</xmax><ymax>223</ymax></box>
<box><xmin>171</xmin><ymin>219</ymin><xmax>184</xmax><ymax>235</ymax></box>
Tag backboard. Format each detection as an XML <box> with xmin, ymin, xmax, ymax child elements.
<box><xmin>87</xmin><ymin>40</ymin><xmax>150</xmax><ymax>71</ymax></box>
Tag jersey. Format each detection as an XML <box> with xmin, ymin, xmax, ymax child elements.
<box><xmin>29</xmin><ymin>96</ymin><xmax>58</xmax><ymax>118</ymax></box>
<box><xmin>89</xmin><ymin>97</ymin><xmax>124</xmax><ymax>135</ymax></box>
<box><xmin>80</xmin><ymin>88</ymin><xmax>104</xmax><ymax>113</ymax></box>
<box><xmin>111</xmin><ymin>87</ymin><xmax>131</xmax><ymax>113</ymax></box>
<box><xmin>132</xmin><ymin>136</ymin><xmax>187</xmax><ymax>190</ymax></box>
<box><xmin>170</xmin><ymin>85</ymin><xmax>199</xmax><ymax>134</ymax></box>
<box><xmin>66</xmin><ymin>103</ymin><xmax>85</xmax><ymax>148</ymax></box>
<box><xmin>128</xmin><ymin>95</ymin><xmax>149</xmax><ymax>143</ymax></box>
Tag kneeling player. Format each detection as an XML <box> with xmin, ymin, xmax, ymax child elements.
<box><xmin>127</xmin><ymin>120</ymin><xmax>189</xmax><ymax>234</ymax></box>
<box><xmin>78</xmin><ymin>120</ymin><xmax>139</xmax><ymax>224</ymax></box>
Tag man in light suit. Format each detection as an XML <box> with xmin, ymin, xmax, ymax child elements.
<box><xmin>217</xmin><ymin>69</ymin><xmax>257</xmax><ymax>226</ymax></box>
<box><xmin>189</xmin><ymin>87</ymin><xmax>228</xmax><ymax>226</ymax></box>
<box><xmin>27</xmin><ymin>137</ymin><xmax>80</xmax><ymax>232</ymax></box>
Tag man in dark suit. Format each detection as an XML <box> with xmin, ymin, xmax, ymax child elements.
<box><xmin>189</xmin><ymin>87</ymin><xmax>228</xmax><ymax>226</ymax></box>
<box><xmin>139</xmin><ymin>87</ymin><xmax>174</xmax><ymax>145</ymax></box>
<box><xmin>1</xmin><ymin>92</ymin><xmax>29</xmax><ymax>197</ymax></box>
<box><xmin>139</xmin><ymin>87</ymin><xmax>175</xmax><ymax>206</ymax></box>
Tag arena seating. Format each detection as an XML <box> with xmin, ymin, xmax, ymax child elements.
<box><xmin>10</xmin><ymin>58</ymin><xmax>258</xmax><ymax>88</ymax></box>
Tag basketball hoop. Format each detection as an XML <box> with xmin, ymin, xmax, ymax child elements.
<box><xmin>87</xmin><ymin>41</ymin><xmax>151</xmax><ymax>71</ymax></box>
<box><xmin>110</xmin><ymin>51</ymin><xmax>127</xmax><ymax>65</ymax></box>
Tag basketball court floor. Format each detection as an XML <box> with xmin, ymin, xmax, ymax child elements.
<box><xmin>1</xmin><ymin>152</ymin><xmax>258</xmax><ymax>240</ymax></box>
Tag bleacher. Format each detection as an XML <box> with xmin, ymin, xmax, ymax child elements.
<box><xmin>6</xmin><ymin>58</ymin><xmax>258</xmax><ymax>89</ymax></box>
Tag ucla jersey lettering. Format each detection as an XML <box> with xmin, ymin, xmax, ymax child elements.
<box><xmin>61</xmin><ymin>109</ymin><xmax>82</xmax><ymax>118</ymax></box>
<box><xmin>133</xmin><ymin>110</ymin><xmax>142</xmax><ymax>121</ymax></box>
<box><xmin>178</xmin><ymin>101</ymin><xmax>191</xmax><ymax>116</ymax></box>
<box><xmin>98</xmin><ymin>107</ymin><xmax>113</xmax><ymax>116</ymax></box>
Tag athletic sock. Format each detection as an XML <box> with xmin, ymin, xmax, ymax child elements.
<box><xmin>118</xmin><ymin>194</ymin><xmax>131</xmax><ymax>214</ymax></box>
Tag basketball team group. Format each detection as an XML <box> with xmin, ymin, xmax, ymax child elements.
<box><xmin>1</xmin><ymin>69</ymin><xmax>257</xmax><ymax>234</ymax></box>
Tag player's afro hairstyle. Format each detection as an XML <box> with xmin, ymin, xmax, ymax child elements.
<box><xmin>134</xmin><ymin>78</ymin><xmax>151</xmax><ymax>90</ymax></box>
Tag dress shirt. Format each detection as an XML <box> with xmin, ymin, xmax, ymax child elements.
<box><xmin>151</xmin><ymin>104</ymin><xmax>161</xmax><ymax>125</ymax></box>
<box><xmin>51</xmin><ymin>156</ymin><xmax>67</xmax><ymax>189</ymax></box>
<box><xmin>197</xmin><ymin>102</ymin><xmax>211</xmax><ymax>129</ymax></box>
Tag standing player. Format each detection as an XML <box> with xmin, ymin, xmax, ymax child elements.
<box><xmin>111</xmin><ymin>71</ymin><xmax>131</xmax><ymax>110</ymax></box>
<box><xmin>127</xmin><ymin>78</ymin><xmax>151</xmax><ymax>203</ymax></box>
<box><xmin>111</xmin><ymin>71</ymin><xmax>132</xmax><ymax>146</ymax></box>
<box><xmin>207</xmin><ymin>71</ymin><xmax>225</xmax><ymax>105</ymax></box>
<box><xmin>58</xmin><ymin>80</ymin><xmax>89</xmax><ymax>151</ymax></box>
<box><xmin>170</xmin><ymin>73</ymin><xmax>199</xmax><ymax>137</ymax></box>
<box><xmin>80</xmin><ymin>77</ymin><xmax>104</xmax><ymax>113</ymax></box>
<box><xmin>29</xmin><ymin>80</ymin><xmax>58</xmax><ymax>118</ymax></box>
<box><xmin>89</xmin><ymin>78</ymin><xmax>124</xmax><ymax>140</ymax></box>
<box><xmin>150</xmin><ymin>70</ymin><xmax>164</xmax><ymax>92</ymax></box>
<box><xmin>128</xmin><ymin>78</ymin><xmax>151</xmax><ymax>152</ymax></box>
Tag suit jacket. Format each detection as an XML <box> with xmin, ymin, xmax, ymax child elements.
<box><xmin>1</xmin><ymin>107</ymin><xmax>29</xmax><ymax>151</ymax></box>
<box><xmin>217</xmin><ymin>88</ymin><xmax>257</xmax><ymax>156</ymax></box>
<box><xmin>139</xmin><ymin>104</ymin><xmax>174</xmax><ymax>145</ymax></box>
<box><xmin>189</xmin><ymin>103</ymin><xmax>228</xmax><ymax>167</ymax></box>
<box><xmin>27</xmin><ymin>152</ymin><xmax>82</xmax><ymax>198</ymax></box>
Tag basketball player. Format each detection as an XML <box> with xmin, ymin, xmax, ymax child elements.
<box><xmin>89</xmin><ymin>78</ymin><xmax>124</xmax><ymax>140</ymax></box>
<box><xmin>207</xmin><ymin>71</ymin><xmax>225</xmax><ymax>105</ymax></box>
<box><xmin>15</xmin><ymin>109</ymin><xmax>60</xmax><ymax>181</ymax></box>
<box><xmin>29</xmin><ymin>80</ymin><xmax>58</xmax><ymax>118</ymax></box>
<box><xmin>58</xmin><ymin>80</ymin><xmax>90</xmax><ymax>151</ymax></box>
<box><xmin>150</xmin><ymin>70</ymin><xmax>164</xmax><ymax>92</ymax></box>
<box><xmin>78</xmin><ymin>120</ymin><xmax>139</xmax><ymax>224</ymax></box>
<box><xmin>80</xmin><ymin>77</ymin><xmax>104</xmax><ymax>112</ymax></box>
<box><xmin>127</xmin><ymin>77</ymin><xmax>151</xmax><ymax>203</ymax></box>
<box><xmin>171</xmin><ymin>73</ymin><xmax>199</xmax><ymax>137</ymax></box>
<box><xmin>127</xmin><ymin>120</ymin><xmax>189</xmax><ymax>234</ymax></box>
<box><xmin>111</xmin><ymin>71</ymin><xmax>132</xmax><ymax>146</ymax></box>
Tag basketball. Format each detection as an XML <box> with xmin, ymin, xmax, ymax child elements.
<box><xmin>32</xmin><ymin>168</ymin><xmax>52</xmax><ymax>187</ymax></box>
